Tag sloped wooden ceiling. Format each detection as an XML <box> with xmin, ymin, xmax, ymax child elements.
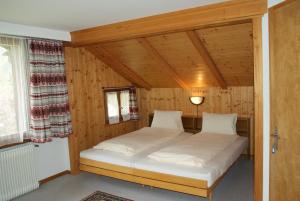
<box><xmin>88</xmin><ymin>22</ymin><xmax>253</xmax><ymax>88</ymax></box>
<box><xmin>196</xmin><ymin>23</ymin><xmax>254</xmax><ymax>86</ymax></box>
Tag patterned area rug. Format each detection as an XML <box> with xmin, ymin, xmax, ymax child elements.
<box><xmin>81</xmin><ymin>191</ymin><xmax>134</xmax><ymax>201</ymax></box>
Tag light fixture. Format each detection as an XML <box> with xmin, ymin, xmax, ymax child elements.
<box><xmin>189</xmin><ymin>96</ymin><xmax>204</xmax><ymax>131</ymax></box>
<box><xmin>189</xmin><ymin>96</ymin><xmax>204</xmax><ymax>105</ymax></box>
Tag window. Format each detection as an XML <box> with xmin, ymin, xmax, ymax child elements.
<box><xmin>0</xmin><ymin>37</ymin><xmax>29</xmax><ymax>146</ymax></box>
<box><xmin>105</xmin><ymin>89</ymin><xmax>131</xmax><ymax>124</ymax></box>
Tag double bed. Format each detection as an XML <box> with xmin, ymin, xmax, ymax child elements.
<box><xmin>79</xmin><ymin>111</ymin><xmax>251</xmax><ymax>201</ymax></box>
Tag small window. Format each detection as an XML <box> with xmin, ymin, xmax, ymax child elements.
<box><xmin>105</xmin><ymin>88</ymin><xmax>131</xmax><ymax>124</ymax></box>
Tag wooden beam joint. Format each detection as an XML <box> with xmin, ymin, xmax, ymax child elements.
<box><xmin>86</xmin><ymin>45</ymin><xmax>151</xmax><ymax>90</ymax></box>
<box><xmin>137</xmin><ymin>38</ymin><xmax>190</xmax><ymax>89</ymax></box>
<box><xmin>186</xmin><ymin>30</ymin><xmax>227</xmax><ymax>89</ymax></box>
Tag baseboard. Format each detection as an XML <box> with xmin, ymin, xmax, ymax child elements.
<box><xmin>39</xmin><ymin>170</ymin><xmax>71</xmax><ymax>184</ymax></box>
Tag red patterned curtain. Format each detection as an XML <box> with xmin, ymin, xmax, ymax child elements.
<box><xmin>28</xmin><ymin>39</ymin><xmax>72</xmax><ymax>142</ymax></box>
<box><xmin>129</xmin><ymin>87</ymin><xmax>139</xmax><ymax>120</ymax></box>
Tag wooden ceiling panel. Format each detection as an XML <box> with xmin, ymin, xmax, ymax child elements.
<box><xmin>101</xmin><ymin>39</ymin><xmax>180</xmax><ymax>87</ymax></box>
<box><xmin>94</xmin><ymin>22</ymin><xmax>254</xmax><ymax>88</ymax></box>
<box><xmin>196</xmin><ymin>23</ymin><xmax>254</xmax><ymax>86</ymax></box>
<box><xmin>146</xmin><ymin>32</ymin><xmax>217</xmax><ymax>87</ymax></box>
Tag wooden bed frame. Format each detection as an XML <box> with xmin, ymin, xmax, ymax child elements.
<box><xmin>79</xmin><ymin>115</ymin><xmax>251</xmax><ymax>201</ymax></box>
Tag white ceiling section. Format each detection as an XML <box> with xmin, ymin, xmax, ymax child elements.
<box><xmin>0</xmin><ymin>0</ymin><xmax>228</xmax><ymax>32</ymax></box>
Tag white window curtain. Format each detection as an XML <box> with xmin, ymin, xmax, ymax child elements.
<box><xmin>120</xmin><ymin>90</ymin><xmax>130</xmax><ymax>121</ymax></box>
<box><xmin>0</xmin><ymin>36</ymin><xmax>30</xmax><ymax>146</ymax></box>
<box><xmin>106</xmin><ymin>92</ymin><xmax>120</xmax><ymax>124</ymax></box>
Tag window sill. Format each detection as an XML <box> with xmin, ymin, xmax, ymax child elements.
<box><xmin>0</xmin><ymin>139</ymin><xmax>31</xmax><ymax>150</ymax></box>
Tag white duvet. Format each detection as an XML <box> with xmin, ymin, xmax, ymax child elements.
<box><xmin>93</xmin><ymin>127</ymin><xmax>182</xmax><ymax>156</ymax></box>
<box><xmin>148</xmin><ymin>133</ymin><xmax>239</xmax><ymax>168</ymax></box>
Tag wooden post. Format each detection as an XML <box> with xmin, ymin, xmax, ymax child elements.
<box><xmin>253</xmin><ymin>16</ymin><xmax>263</xmax><ymax>201</ymax></box>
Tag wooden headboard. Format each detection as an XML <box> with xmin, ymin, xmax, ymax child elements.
<box><xmin>149</xmin><ymin>113</ymin><xmax>252</xmax><ymax>155</ymax></box>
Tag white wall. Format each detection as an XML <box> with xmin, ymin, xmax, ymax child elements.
<box><xmin>34</xmin><ymin>138</ymin><xmax>70</xmax><ymax>180</ymax></box>
<box><xmin>0</xmin><ymin>21</ymin><xmax>70</xmax><ymax>41</ymax></box>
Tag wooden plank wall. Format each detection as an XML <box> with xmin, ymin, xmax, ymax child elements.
<box><xmin>138</xmin><ymin>87</ymin><xmax>254</xmax><ymax>154</ymax></box>
<box><xmin>65</xmin><ymin>47</ymin><xmax>141</xmax><ymax>152</ymax></box>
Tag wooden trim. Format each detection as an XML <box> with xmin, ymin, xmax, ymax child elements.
<box><xmin>117</xmin><ymin>91</ymin><xmax>122</xmax><ymax>122</ymax></box>
<box><xmin>80</xmin><ymin>158</ymin><xmax>207</xmax><ymax>188</ymax></box>
<box><xmin>68</xmin><ymin>134</ymin><xmax>80</xmax><ymax>174</ymax></box>
<box><xmin>86</xmin><ymin>45</ymin><xmax>151</xmax><ymax>90</ymax></box>
<box><xmin>102</xmin><ymin>86</ymin><xmax>134</xmax><ymax>92</ymax></box>
<box><xmin>80</xmin><ymin>158</ymin><xmax>209</xmax><ymax>197</ymax></box>
<box><xmin>268</xmin><ymin>0</ymin><xmax>295</xmax><ymax>11</ymax></box>
<box><xmin>252</xmin><ymin>16</ymin><xmax>263</xmax><ymax>201</ymax></box>
<box><xmin>80</xmin><ymin>164</ymin><xmax>208</xmax><ymax>197</ymax></box>
<box><xmin>39</xmin><ymin>170</ymin><xmax>70</xmax><ymax>184</ymax></box>
<box><xmin>71</xmin><ymin>0</ymin><xmax>267</xmax><ymax>46</ymax></box>
<box><xmin>137</xmin><ymin>38</ymin><xmax>190</xmax><ymax>89</ymax></box>
<box><xmin>186</xmin><ymin>30</ymin><xmax>227</xmax><ymax>89</ymax></box>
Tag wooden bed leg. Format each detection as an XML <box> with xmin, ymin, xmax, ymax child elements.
<box><xmin>207</xmin><ymin>191</ymin><xmax>212</xmax><ymax>201</ymax></box>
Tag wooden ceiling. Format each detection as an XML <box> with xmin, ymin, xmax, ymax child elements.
<box><xmin>70</xmin><ymin>0</ymin><xmax>266</xmax><ymax>89</ymax></box>
<box><xmin>86</xmin><ymin>21</ymin><xmax>254</xmax><ymax>88</ymax></box>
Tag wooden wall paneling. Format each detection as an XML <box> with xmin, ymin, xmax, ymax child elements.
<box><xmin>71</xmin><ymin>0</ymin><xmax>267</xmax><ymax>45</ymax></box>
<box><xmin>65</xmin><ymin>47</ymin><xmax>144</xmax><ymax>172</ymax></box>
<box><xmin>196</xmin><ymin>23</ymin><xmax>254</xmax><ymax>86</ymax></box>
<box><xmin>252</xmin><ymin>16</ymin><xmax>263</xmax><ymax>201</ymax></box>
<box><xmin>186</xmin><ymin>30</ymin><xmax>227</xmax><ymax>89</ymax></box>
<box><xmin>86</xmin><ymin>45</ymin><xmax>151</xmax><ymax>90</ymax></box>
<box><xmin>136</xmin><ymin>38</ymin><xmax>190</xmax><ymax>89</ymax></box>
<box><xmin>65</xmin><ymin>47</ymin><xmax>80</xmax><ymax>174</ymax></box>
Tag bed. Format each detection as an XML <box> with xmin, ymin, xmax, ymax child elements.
<box><xmin>79</xmin><ymin>111</ymin><xmax>251</xmax><ymax>201</ymax></box>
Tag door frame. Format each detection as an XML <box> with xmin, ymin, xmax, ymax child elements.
<box><xmin>253</xmin><ymin>16</ymin><xmax>264</xmax><ymax>201</ymax></box>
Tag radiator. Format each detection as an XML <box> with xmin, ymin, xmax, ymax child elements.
<box><xmin>0</xmin><ymin>143</ymin><xmax>39</xmax><ymax>201</ymax></box>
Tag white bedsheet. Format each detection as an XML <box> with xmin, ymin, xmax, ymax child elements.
<box><xmin>135</xmin><ymin>136</ymin><xmax>248</xmax><ymax>187</ymax></box>
<box><xmin>93</xmin><ymin>127</ymin><xmax>182</xmax><ymax>156</ymax></box>
<box><xmin>80</xmin><ymin>132</ymin><xmax>192</xmax><ymax>168</ymax></box>
<box><xmin>148</xmin><ymin>133</ymin><xmax>239</xmax><ymax>167</ymax></box>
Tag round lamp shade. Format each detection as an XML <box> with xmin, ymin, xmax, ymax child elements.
<box><xmin>189</xmin><ymin>96</ymin><xmax>204</xmax><ymax>105</ymax></box>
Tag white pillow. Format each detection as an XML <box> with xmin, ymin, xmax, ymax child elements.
<box><xmin>201</xmin><ymin>112</ymin><xmax>237</xmax><ymax>135</ymax></box>
<box><xmin>151</xmin><ymin>110</ymin><xmax>184</xmax><ymax>131</ymax></box>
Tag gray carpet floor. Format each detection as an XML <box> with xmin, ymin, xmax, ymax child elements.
<box><xmin>13</xmin><ymin>158</ymin><xmax>253</xmax><ymax>201</ymax></box>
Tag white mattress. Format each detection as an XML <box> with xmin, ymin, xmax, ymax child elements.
<box><xmin>80</xmin><ymin>134</ymin><xmax>248</xmax><ymax>188</ymax></box>
<box><xmin>134</xmin><ymin>136</ymin><xmax>248</xmax><ymax>187</ymax></box>
<box><xmin>80</xmin><ymin>132</ymin><xmax>192</xmax><ymax>168</ymax></box>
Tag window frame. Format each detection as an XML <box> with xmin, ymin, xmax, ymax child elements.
<box><xmin>103</xmin><ymin>87</ymin><xmax>132</xmax><ymax>125</ymax></box>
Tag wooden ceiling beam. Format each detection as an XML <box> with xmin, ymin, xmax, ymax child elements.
<box><xmin>71</xmin><ymin>0</ymin><xmax>267</xmax><ymax>46</ymax></box>
<box><xmin>186</xmin><ymin>30</ymin><xmax>227</xmax><ymax>89</ymax></box>
<box><xmin>86</xmin><ymin>45</ymin><xmax>151</xmax><ymax>90</ymax></box>
<box><xmin>137</xmin><ymin>38</ymin><xmax>190</xmax><ymax>89</ymax></box>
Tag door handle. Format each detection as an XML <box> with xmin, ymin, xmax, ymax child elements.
<box><xmin>271</xmin><ymin>127</ymin><xmax>280</xmax><ymax>154</ymax></box>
